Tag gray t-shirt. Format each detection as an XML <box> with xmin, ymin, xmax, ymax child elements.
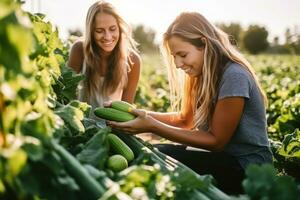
<box><xmin>218</xmin><ymin>62</ymin><xmax>273</xmax><ymax>169</ymax></box>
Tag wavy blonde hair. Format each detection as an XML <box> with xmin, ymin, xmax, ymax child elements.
<box><xmin>83</xmin><ymin>1</ymin><xmax>137</xmax><ymax>101</ymax></box>
<box><xmin>162</xmin><ymin>12</ymin><xmax>267</xmax><ymax>130</ymax></box>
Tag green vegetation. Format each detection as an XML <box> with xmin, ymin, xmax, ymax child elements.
<box><xmin>1</xmin><ymin>1</ymin><xmax>300</xmax><ymax>199</ymax></box>
<box><xmin>135</xmin><ymin>53</ymin><xmax>170</xmax><ymax>112</ymax></box>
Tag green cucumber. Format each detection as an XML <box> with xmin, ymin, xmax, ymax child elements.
<box><xmin>111</xmin><ymin>100</ymin><xmax>135</xmax><ymax>113</ymax></box>
<box><xmin>107</xmin><ymin>154</ymin><xmax>128</xmax><ymax>172</ymax></box>
<box><xmin>94</xmin><ymin>107</ymin><xmax>136</xmax><ymax>122</ymax></box>
<box><xmin>107</xmin><ymin>133</ymin><xmax>135</xmax><ymax>162</ymax></box>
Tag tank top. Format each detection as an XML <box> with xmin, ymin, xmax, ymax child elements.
<box><xmin>77</xmin><ymin>62</ymin><xmax>124</xmax><ymax>122</ymax></box>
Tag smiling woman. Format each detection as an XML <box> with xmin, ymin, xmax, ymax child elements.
<box><xmin>67</xmin><ymin>1</ymin><xmax>141</xmax><ymax>120</ymax></box>
<box><xmin>93</xmin><ymin>12</ymin><xmax>120</xmax><ymax>53</ymax></box>
<box><xmin>168</xmin><ymin>36</ymin><xmax>205</xmax><ymax>77</ymax></box>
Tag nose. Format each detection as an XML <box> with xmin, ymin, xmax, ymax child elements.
<box><xmin>174</xmin><ymin>57</ymin><xmax>183</xmax><ymax>69</ymax></box>
<box><xmin>104</xmin><ymin>31</ymin><xmax>112</xmax><ymax>40</ymax></box>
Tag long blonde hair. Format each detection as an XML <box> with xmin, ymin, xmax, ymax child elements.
<box><xmin>162</xmin><ymin>12</ymin><xmax>267</xmax><ymax>130</ymax></box>
<box><xmin>83</xmin><ymin>1</ymin><xmax>137</xmax><ymax>101</ymax></box>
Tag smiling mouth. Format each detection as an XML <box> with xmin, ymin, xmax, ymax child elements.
<box><xmin>102</xmin><ymin>41</ymin><xmax>114</xmax><ymax>46</ymax></box>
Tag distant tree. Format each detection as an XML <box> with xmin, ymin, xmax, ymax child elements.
<box><xmin>296</xmin><ymin>41</ymin><xmax>300</xmax><ymax>54</ymax></box>
<box><xmin>243</xmin><ymin>25</ymin><xmax>269</xmax><ymax>54</ymax></box>
<box><xmin>296</xmin><ymin>35</ymin><xmax>300</xmax><ymax>54</ymax></box>
<box><xmin>283</xmin><ymin>27</ymin><xmax>300</xmax><ymax>54</ymax></box>
<box><xmin>217</xmin><ymin>22</ymin><xmax>242</xmax><ymax>46</ymax></box>
<box><xmin>68</xmin><ymin>28</ymin><xmax>83</xmax><ymax>37</ymax></box>
<box><xmin>267</xmin><ymin>36</ymin><xmax>289</xmax><ymax>54</ymax></box>
<box><xmin>284</xmin><ymin>28</ymin><xmax>293</xmax><ymax>45</ymax></box>
<box><xmin>273</xmin><ymin>36</ymin><xmax>279</xmax><ymax>46</ymax></box>
<box><xmin>132</xmin><ymin>24</ymin><xmax>158</xmax><ymax>53</ymax></box>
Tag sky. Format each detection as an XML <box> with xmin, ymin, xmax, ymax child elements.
<box><xmin>22</xmin><ymin>0</ymin><xmax>300</xmax><ymax>43</ymax></box>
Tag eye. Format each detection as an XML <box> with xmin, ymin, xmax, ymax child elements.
<box><xmin>109</xmin><ymin>26</ymin><xmax>117</xmax><ymax>31</ymax></box>
<box><xmin>95</xmin><ymin>29</ymin><xmax>104</xmax><ymax>34</ymax></box>
<box><xmin>179</xmin><ymin>53</ymin><xmax>187</xmax><ymax>58</ymax></box>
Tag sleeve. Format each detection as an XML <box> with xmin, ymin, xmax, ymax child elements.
<box><xmin>218</xmin><ymin>70</ymin><xmax>253</xmax><ymax>100</ymax></box>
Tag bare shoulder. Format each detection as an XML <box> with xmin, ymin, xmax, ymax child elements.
<box><xmin>129</xmin><ymin>50</ymin><xmax>141</xmax><ymax>67</ymax></box>
<box><xmin>70</xmin><ymin>40</ymin><xmax>84</xmax><ymax>55</ymax></box>
<box><xmin>68</xmin><ymin>40</ymin><xmax>84</xmax><ymax>73</ymax></box>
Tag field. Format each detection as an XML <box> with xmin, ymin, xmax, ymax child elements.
<box><xmin>1</xmin><ymin>3</ymin><xmax>300</xmax><ymax>199</ymax></box>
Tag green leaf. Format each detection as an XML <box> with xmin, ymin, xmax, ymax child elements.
<box><xmin>242</xmin><ymin>164</ymin><xmax>276</xmax><ymax>198</ymax></box>
<box><xmin>279</xmin><ymin>129</ymin><xmax>300</xmax><ymax>158</ymax></box>
<box><xmin>76</xmin><ymin>128</ymin><xmax>110</xmax><ymax>169</ymax></box>
<box><xmin>54</xmin><ymin>103</ymin><xmax>85</xmax><ymax>134</ymax></box>
<box><xmin>0</xmin><ymin>0</ymin><xmax>18</xmax><ymax>20</ymax></box>
<box><xmin>22</xmin><ymin>142</ymin><xmax>44</xmax><ymax>161</ymax></box>
<box><xmin>172</xmin><ymin>167</ymin><xmax>213</xmax><ymax>192</ymax></box>
<box><xmin>7</xmin><ymin>149</ymin><xmax>27</xmax><ymax>179</ymax></box>
<box><xmin>270</xmin><ymin>176</ymin><xmax>300</xmax><ymax>200</ymax></box>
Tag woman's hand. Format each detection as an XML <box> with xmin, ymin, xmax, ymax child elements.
<box><xmin>103</xmin><ymin>101</ymin><xmax>112</xmax><ymax>107</ymax></box>
<box><xmin>106</xmin><ymin>108</ymin><xmax>153</xmax><ymax>134</ymax></box>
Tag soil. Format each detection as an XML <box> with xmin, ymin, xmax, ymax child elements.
<box><xmin>136</xmin><ymin>132</ymin><xmax>163</xmax><ymax>144</ymax></box>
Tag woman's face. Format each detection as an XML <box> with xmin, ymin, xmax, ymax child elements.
<box><xmin>93</xmin><ymin>12</ymin><xmax>120</xmax><ymax>54</ymax></box>
<box><xmin>168</xmin><ymin>36</ymin><xmax>205</xmax><ymax>77</ymax></box>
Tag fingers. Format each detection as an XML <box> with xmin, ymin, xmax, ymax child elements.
<box><xmin>106</xmin><ymin>120</ymin><xmax>132</xmax><ymax>130</ymax></box>
<box><xmin>130</xmin><ymin>108</ymin><xmax>147</xmax><ymax>117</ymax></box>
<box><xmin>106</xmin><ymin>120</ymin><xmax>123</xmax><ymax>128</ymax></box>
<box><xmin>106</xmin><ymin>121</ymin><xmax>136</xmax><ymax>134</ymax></box>
<box><xmin>103</xmin><ymin>101</ymin><xmax>112</xmax><ymax>107</ymax></box>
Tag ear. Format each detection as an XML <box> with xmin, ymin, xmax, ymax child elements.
<box><xmin>201</xmin><ymin>37</ymin><xmax>207</xmax><ymax>44</ymax></box>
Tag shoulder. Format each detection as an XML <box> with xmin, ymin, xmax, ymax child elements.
<box><xmin>128</xmin><ymin>50</ymin><xmax>141</xmax><ymax>71</ymax></box>
<box><xmin>68</xmin><ymin>40</ymin><xmax>84</xmax><ymax>73</ymax></box>
<box><xmin>218</xmin><ymin>62</ymin><xmax>254</xmax><ymax>99</ymax></box>
<box><xmin>129</xmin><ymin>50</ymin><xmax>141</xmax><ymax>66</ymax></box>
<box><xmin>222</xmin><ymin>62</ymin><xmax>252</xmax><ymax>82</ymax></box>
<box><xmin>70</xmin><ymin>40</ymin><xmax>84</xmax><ymax>54</ymax></box>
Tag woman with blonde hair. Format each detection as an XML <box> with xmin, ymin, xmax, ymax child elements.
<box><xmin>107</xmin><ymin>12</ymin><xmax>272</xmax><ymax>194</ymax></box>
<box><xmin>68</xmin><ymin>1</ymin><xmax>141</xmax><ymax>119</ymax></box>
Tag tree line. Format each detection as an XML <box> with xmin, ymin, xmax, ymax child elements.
<box><xmin>68</xmin><ymin>23</ymin><xmax>300</xmax><ymax>55</ymax></box>
<box><xmin>217</xmin><ymin>23</ymin><xmax>300</xmax><ymax>55</ymax></box>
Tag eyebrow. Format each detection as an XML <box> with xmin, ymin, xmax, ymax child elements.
<box><xmin>171</xmin><ymin>50</ymin><xmax>186</xmax><ymax>56</ymax></box>
<box><xmin>95</xmin><ymin>25</ymin><xmax>117</xmax><ymax>30</ymax></box>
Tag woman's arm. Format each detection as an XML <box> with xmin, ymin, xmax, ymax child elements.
<box><xmin>67</xmin><ymin>41</ymin><xmax>84</xmax><ymax>74</ymax></box>
<box><xmin>151</xmin><ymin>97</ymin><xmax>244</xmax><ymax>151</ymax></box>
<box><xmin>121</xmin><ymin>51</ymin><xmax>141</xmax><ymax>103</ymax></box>
<box><xmin>147</xmin><ymin>111</ymin><xmax>194</xmax><ymax>129</ymax></box>
<box><xmin>108</xmin><ymin>97</ymin><xmax>245</xmax><ymax>151</ymax></box>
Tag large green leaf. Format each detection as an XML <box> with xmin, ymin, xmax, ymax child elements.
<box><xmin>76</xmin><ymin>128</ymin><xmax>110</xmax><ymax>169</ymax></box>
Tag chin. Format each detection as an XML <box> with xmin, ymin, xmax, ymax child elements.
<box><xmin>188</xmin><ymin>74</ymin><xmax>197</xmax><ymax>77</ymax></box>
<box><xmin>189</xmin><ymin>72</ymin><xmax>201</xmax><ymax>78</ymax></box>
<box><xmin>103</xmin><ymin>48</ymin><xmax>114</xmax><ymax>53</ymax></box>
<box><xmin>101</xmin><ymin>46</ymin><xmax>116</xmax><ymax>54</ymax></box>
<box><xmin>98</xmin><ymin>43</ymin><xmax>117</xmax><ymax>53</ymax></box>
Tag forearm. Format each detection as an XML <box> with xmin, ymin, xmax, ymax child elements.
<box><xmin>121</xmin><ymin>94</ymin><xmax>135</xmax><ymax>104</ymax></box>
<box><xmin>147</xmin><ymin>111</ymin><xmax>192</xmax><ymax>129</ymax></box>
<box><xmin>147</xmin><ymin>116</ymin><xmax>219</xmax><ymax>151</ymax></box>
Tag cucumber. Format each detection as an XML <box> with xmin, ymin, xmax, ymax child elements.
<box><xmin>111</xmin><ymin>100</ymin><xmax>135</xmax><ymax>113</ymax></box>
<box><xmin>107</xmin><ymin>154</ymin><xmax>128</xmax><ymax>172</ymax></box>
<box><xmin>107</xmin><ymin>134</ymin><xmax>135</xmax><ymax>162</ymax></box>
<box><xmin>94</xmin><ymin>107</ymin><xmax>136</xmax><ymax>122</ymax></box>
<box><xmin>52</xmin><ymin>141</ymin><xmax>105</xmax><ymax>199</ymax></box>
